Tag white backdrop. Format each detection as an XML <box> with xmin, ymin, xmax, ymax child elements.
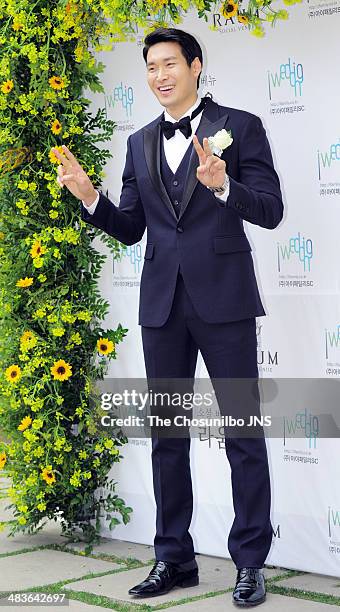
<box><xmin>87</xmin><ymin>5</ymin><xmax>340</xmax><ymax>576</ymax></box>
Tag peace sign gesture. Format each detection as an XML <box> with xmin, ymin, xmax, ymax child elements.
<box><xmin>52</xmin><ymin>145</ymin><xmax>97</xmax><ymax>203</ymax></box>
<box><xmin>192</xmin><ymin>135</ymin><xmax>227</xmax><ymax>189</ymax></box>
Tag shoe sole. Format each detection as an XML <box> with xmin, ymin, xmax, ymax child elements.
<box><xmin>129</xmin><ymin>574</ymin><xmax>199</xmax><ymax>598</ymax></box>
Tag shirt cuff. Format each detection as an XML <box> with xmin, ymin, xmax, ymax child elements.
<box><xmin>214</xmin><ymin>180</ymin><xmax>230</xmax><ymax>204</ymax></box>
<box><xmin>82</xmin><ymin>190</ymin><xmax>99</xmax><ymax>214</ymax></box>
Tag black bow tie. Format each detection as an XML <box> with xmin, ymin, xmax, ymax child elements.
<box><xmin>160</xmin><ymin>97</ymin><xmax>209</xmax><ymax>140</ymax></box>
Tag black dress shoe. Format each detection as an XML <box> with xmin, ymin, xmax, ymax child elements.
<box><xmin>128</xmin><ymin>559</ymin><xmax>199</xmax><ymax>597</ymax></box>
<box><xmin>232</xmin><ymin>567</ymin><xmax>266</xmax><ymax>607</ymax></box>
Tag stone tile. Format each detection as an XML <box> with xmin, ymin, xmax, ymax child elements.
<box><xmin>0</xmin><ymin>597</ymin><xmax>112</xmax><ymax>611</ymax></box>
<box><xmin>0</xmin><ymin>549</ymin><xmax>120</xmax><ymax>592</ymax></box>
<box><xmin>276</xmin><ymin>572</ymin><xmax>340</xmax><ymax>596</ymax></box>
<box><xmin>65</xmin><ymin>554</ymin><xmax>290</xmax><ymax>606</ymax></box>
<box><xmin>66</xmin><ymin>537</ymin><xmax>154</xmax><ymax>562</ymax></box>
<box><xmin>66</xmin><ymin>555</ymin><xmax>280</xmax><ymax>606</ymax></box>
<box><xmin>0</xmin><ymin>498</ymin><xmax>14</xmax><ymax>521</ymax></box>
<box><xmin>263</xmin><ymin>565</ymin><xmax>290</xmax><ymax>580</ymax></box>
<box><xmin>164</xmin><ymin>592</ymin><xmax>337</xmax><ymax>611</ymax></box>
<box><xmin>0</xmin><ymin>520</ymin><xmax>67</xmax><ymax>554</ymax></box>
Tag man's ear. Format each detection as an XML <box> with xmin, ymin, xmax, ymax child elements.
<box><xmin>192</xmin><ymin>57</ymin><xmax>202</xmax><ymax>78</ymax></box>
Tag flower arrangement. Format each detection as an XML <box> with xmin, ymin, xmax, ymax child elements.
<box><xmin>0</xmin><ymin>0</ymin><xmax>135</xmax><ymax>545</ymax></box>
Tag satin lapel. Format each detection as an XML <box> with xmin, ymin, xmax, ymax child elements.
<box><xmin>178</xmin><ymin>108</ymin><xmax>230</xmax><ymax>221</ymax></box>
<box><xmin>143</xmin><ymin>123</ymin><xmax>177</xmax><ymax>221</ymax></box>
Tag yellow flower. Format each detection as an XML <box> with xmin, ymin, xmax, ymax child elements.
<box><xmin>33</xmin><ymin>257</ymin><xmax>44</xmax><ymax>269</ymax></box>
<box><xmin>49</xmin><ymin>76</ymin><xmax>65</xmax><ymax>90</ymax></box>
<box><xmin>97</xmin><ymin>338</ymin><xmax>115</xmax><ymax>355</ymax></box>
<box><xmin>41</xmin><ymin>465</ymin><xmax>56</xmax><ymax>485</ymax></box>
<box><xmin>18</xmin><ymin>516</ymin><xmax>27</xmax><ymax>525</ymax></box>
<box><xmin>51</xmin><ymin>359</ymin><xmax>72</xmax><ymax>381</ymax></box>
<box><xmin>0</xmin><ymin>451</ymin><xmax>6</xmax><ymax>470</ymax></box>
<box><xmin>32</xmin><ymin>418</ymin><xmax>43</xmax><ymax>430</ymax></box>
<box><xmin>20</xmin><ymin>331</ymin><xmax>37</xmax><ymax>350</ymax></box>
<box><xmin>1</xmin><ymin>80</ymin><xmax>14</xmax><ymax>94</ymax></box>
<box><xmin>251</xmin><ymin>25</ymin><xmax>265</xmax><ymax>37</ymax></box>
<box><xmin>18</xmin><ymin>415</ymin><xmax>32</xmax><ymax>431</ymax></box>
<box><xmin>30</xmin><ymin>240</ymin><xmax>47</xmax><ymax>259</ymax></box>
<box><xmin>5</xmin><ymin>364</ymin><xmax>21</xmax><ymax>384</ymax></box>
<box><xmin>104</xmin><ymin>438</ymin><xmax>114</xmax><ymax>449</ymax></box>
<box><xmin>12</xmin><ymin>20</ymin><xmax>24</xmax><ymax>31</ymax></box>
<box><xmin>51</xmin><ymin>327</ymin><xmax>65</xmax><ymax>337</ymax></box>
<box><xmin>37</xmin><ymin>502</ymin><xmax>46</xmax><ymax>512</ymax></box>
<box><xmin>48</xmin><ymin>146</ymin><xmax>65</xmax><ymax>164</ymax></box>
<box><xmin>49</xmin><ymin>209</ymin><xmax>59</xmax><ymax>219</ymax></box>
<box><xmin>38</xmin><ymin>274</ymin><xmax>47</xmax><ymax>283</ymax></box>
<box><xmin>16</xmin><ymin>277</ymin><xmax>33</xmax><ymax>288</ymax></box>
<box><xmin>238</xmin><ymin>13</ymin><xmax>249</xmax><ymax>23</ymax></box>
<box><xmin>220</xmin><ymin>0</ymin><xmax>238</xmax><ymax>18</ymax></box>
<box><xmin>51</xmin><ymin>119</ymin><xmax>62</xmax><ymax>134</ymax></box>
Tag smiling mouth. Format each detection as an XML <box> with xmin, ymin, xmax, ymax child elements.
<box><xmin>158</xmin><ymin>86</ymin><xmax>175</xmax><ymax>94</ymax></box>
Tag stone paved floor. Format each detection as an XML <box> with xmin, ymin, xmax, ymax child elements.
<box><xmin>0</xmin><ymin>476</ymin><xmax>339</xmax><ymax>610</ymax></box>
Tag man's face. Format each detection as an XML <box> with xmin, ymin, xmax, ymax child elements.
<box><xmin>146</xmin><ymin>41</ymin><xmax>201</xmax><ymax>111</ymax></box>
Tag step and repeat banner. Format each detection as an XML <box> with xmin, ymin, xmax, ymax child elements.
<box><xmin>87</xmin><ymin>5</ymin><xmax>340</xmax><ymax>576</ymax></box>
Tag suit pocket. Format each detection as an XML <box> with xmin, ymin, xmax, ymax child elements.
<box><xmin>213</xmin><ymin>235</ymin><xmax>252</xmax><ymax>254</ymax></box>
<box><xmin>144</xmin><ymin>243</ymin><xmax>155</xmax><ymax>259</ymax></box>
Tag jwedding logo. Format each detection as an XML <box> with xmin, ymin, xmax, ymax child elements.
<box><xmin>277</xmin><ymin>232</ymin><xmax>313</xmax><ymax>281</ymax></box>
<box><xmin>328</xmin><ymin>506</ymin><xmax>340</xmax><ymax>539</ymax></box>
<box><xmin>112</xmin><ymin>243</ymin><xmax>142</xmax><ymax>288</ymax></box>
<box><xmin>106</xmin><ymin>82</ymin><xmax>134</xmax><ymax>117</ymax></box>
<box><xmin>105</xmin><ymin>82</ymin><xmax>135</xmax><ymax>131</ymax></box>
<box><xmin>324</xmin><ymin>325</ymin><xmax>340</xmax><ymax>377</ymax></box>
<box><xmin>317</xmin><ymin>139</ymin><xmax>340</xmax><ymax>197</ymax></box>
<box><xmin>328</xmin><ymin>506</ymin><xmax>340</xmax><ymax>557</ymax></box>
<box><xmin>268</xmin><ymin>58</ymin><xmax>304</xmax><ymax>99</ymax></box>
<box><xmin>268</xmin><ymin>58</ymin><xmax>305</xmax><ymax>116</ymax></box>
<box><xmin>325</xmin><ymin>325</ymin><xmax>340</xmax><ymax>359</ymax></box>
<box><xmin>283</xmin><ymin>408</ymin><xmax>319</xmax><ymax>450</ymax></box>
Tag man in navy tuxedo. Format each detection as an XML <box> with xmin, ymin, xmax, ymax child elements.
<box><xmin>53</xmin><ymin>27</ymin><xmax>283</xmax><ymax>607</ymax></box>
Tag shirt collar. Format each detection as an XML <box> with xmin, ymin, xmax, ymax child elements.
<box><xmin>164</xmin><ymin>97</ymin><xmax>201</xmax><ymax>124</ymax></box>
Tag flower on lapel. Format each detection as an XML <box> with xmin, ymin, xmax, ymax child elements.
<box><xmin>208</xmin><ymin>129</ymin><xmax>233</xmax><ymax>157</ymax></box>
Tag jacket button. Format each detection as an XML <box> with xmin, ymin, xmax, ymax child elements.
<box><xmin>174</xmin><ymin>200</ymin><xmax>180</xmax><ymax>206</ymax></box>
<box><xmin>176</xmin><ymin>226</ymin><xmax>184</xmax><ymax>233</ymax></box>
<box><xmin>173</xmin><ymin>180</ymin><xmax>179</xmax><ymax>186</ymax></box>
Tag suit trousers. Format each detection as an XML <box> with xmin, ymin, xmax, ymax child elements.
<box><xmin>141</xmin><ymin>270</ymin><xmax>273</xmax><ymax>569</ymax></box>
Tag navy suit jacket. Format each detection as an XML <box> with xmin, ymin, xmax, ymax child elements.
<box><xmin>81</xmin><ymin>98</ymin><xmax>283</xmax><ymax>327</ymax></box>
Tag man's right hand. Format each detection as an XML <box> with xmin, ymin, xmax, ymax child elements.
<box><xmin>52</xmin><ymin>145</ymin><xmax>98</xmax><ymax>206</ymax></box>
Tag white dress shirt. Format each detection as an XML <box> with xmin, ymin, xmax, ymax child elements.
<box><xmin>82</xmin><ymin>97</ymin><xmax>230</xmax><ymax>214</ymax></box>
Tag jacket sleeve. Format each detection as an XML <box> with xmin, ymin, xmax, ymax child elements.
<box><xmin>227</xmin><ymin>115</ymin><xmax>284</xmax><ymax>229</ymax></box>
<box><xmin>81</xmin><ymin>135</ymin><xmax>146</xmax><ymax>246</ymax></box>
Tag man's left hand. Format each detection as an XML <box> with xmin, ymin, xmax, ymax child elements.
<box><xmin>193</xmin><ymin>135</ymin><xmax>227</xmax><ymax>189</ymax></box>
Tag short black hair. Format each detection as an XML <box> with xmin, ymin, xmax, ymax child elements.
<box><xmin>143</xmin><ymin>27</ymin><xmax>203</xmax><ymax>90</ymax></box>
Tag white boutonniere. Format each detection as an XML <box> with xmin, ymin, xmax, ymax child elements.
<box><xmin>208</xmin><ymin>129</ymin><xmax>233</xmax><ymax>157</ymax></box>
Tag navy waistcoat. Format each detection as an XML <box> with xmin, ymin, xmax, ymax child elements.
<box><xmin>160</xmin><ymin>137</ymin><xmax>193</xmax><ymax>219</ymax></box>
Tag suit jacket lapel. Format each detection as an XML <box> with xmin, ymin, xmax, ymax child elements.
<box><xmin>143</xmin><ymin>99</ymin><xmax>230</xmax><ymax>222</ymax></box>
<box><xmin>143</xmin><ymin>118</ymin><xmax>178</xmax><ymax>221</ymax></box>
<box><xmin>178</xmin><ymin>101</ymin><xmax>230</xmax><ymax>221</ymax></box>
